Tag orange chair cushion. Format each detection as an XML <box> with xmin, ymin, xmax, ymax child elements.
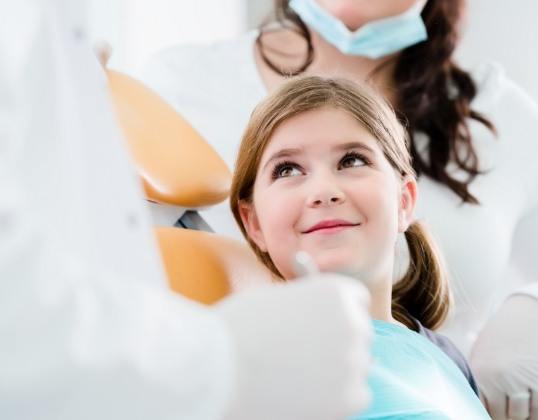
<box><xmin>107</xmin><ymin>70</ymin><xmax>231</xmax><ymax>207</ymax></box>
<box><xmin>156</xmin><ymin>227</ymin><xmax>276</xmax><ymax>304</ymax></box>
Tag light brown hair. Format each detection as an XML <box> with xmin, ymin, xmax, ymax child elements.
<box><xmin>230</xmin><ymin>76</ymin><xmax>451</xmax><ymax>331</ymax></box>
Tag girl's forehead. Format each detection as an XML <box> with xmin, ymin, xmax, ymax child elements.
<box><xmin>261</xmin><ymin>108</ymin><xmax>380</xmax><ymax>160</ymax></box>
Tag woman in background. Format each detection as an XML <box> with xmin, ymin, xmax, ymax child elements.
<box><xmin>141</xmin><ymin>1</ymin><xmax>538</xmax><ymax>417</ymax></box>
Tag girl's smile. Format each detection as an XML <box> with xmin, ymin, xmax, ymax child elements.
<box><xmin>302</xmin><ymin>219</ymin><xmax>361</xmax><ymax>234</ymax></box>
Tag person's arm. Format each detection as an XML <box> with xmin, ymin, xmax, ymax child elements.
<box><xmin>470</xmin><ymin>209</ymin><xmax>538</xmax><ymax>420</ymax></box>
<box><xmin>0</xmin><ymin>22</ymin><xmax>235</xmax><ymax>416</ymax></box>
<box><xmin>513</xmin><ymin>282</ymin><xmax>538</xmax><ymax>298</ymax></box>
<box><xmin>0</xmin><ymin>4</ymin><xmax>230</xmax><ymax>418</ymax></box>
<box><xmin>508</xmin><ymin>209</ymin><xmax>538</xmax><ymax>300</ymax></box>
<box><xmin>0</xmin><ymin>190</ymin><xmax>235</xmax><ymax>420</ymax></box>
<box><xmin>470</xmin><ymin>294</ymin><xmax>538</xmax><ymax>420</ymax></box>
<box><xmin>0</xmin><ymin>4</ymin><xmax>373</xmax><ymax>420</ymax></box>
<box><xmin>470</xmin><ymin>79</ymin><xmax>538</xmax><ymax>420</ymax></box>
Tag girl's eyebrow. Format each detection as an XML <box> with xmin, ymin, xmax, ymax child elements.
<box><xmin>261</xmin><ymin>141</ymin><xmax>376</xmax><ymax>172</ymax></box>
<box><xmin>262</xmin><ymin>147</ymin><xmax>302</xmax><ymax>172</ymax></box>
<box><xmin>335</xmin><ymin>141</ymin><xmax>376</xmax><ymax>154</ymax></box>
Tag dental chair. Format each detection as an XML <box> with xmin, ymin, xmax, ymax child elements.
<box><xmin>107</xmin><ymin>70</ymin><xmax>274</xmax><ymax>304</ymax></box>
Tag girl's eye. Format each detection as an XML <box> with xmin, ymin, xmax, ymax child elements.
<box><xmin>272</xmin><ymin>161</ymin><xmax>302</xmax><ymax>179</ymax></box>
<box><xmin>339</xmin><ymin>152</ymin><xmax>368</xmax><ymax>169</ymax></box>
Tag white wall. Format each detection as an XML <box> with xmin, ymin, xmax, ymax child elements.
<box><xmin>455</xmin><ymin>0</ymin><xmax>538</xmax><ymax>102</ymax></box>
<box><xmin>87</xmin><ymin>0</ymin><xmax>246</xmax><ymax>72</ymax></box>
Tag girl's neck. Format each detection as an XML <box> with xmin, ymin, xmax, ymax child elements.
<box><xmin>364</xmin><ymin>274</ymin><xmax>401</xmax><ymax>326</ymax></box>
<box><xmin>255</xmin><ymin>27</ymin><xmax>399</xmax><ymax>102</ymax></box>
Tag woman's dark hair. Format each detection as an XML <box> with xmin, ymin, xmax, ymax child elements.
<box><xmin>257</xmin><ymin>0</ymin><xmax>495</xmax><ymax>204</ymax></box>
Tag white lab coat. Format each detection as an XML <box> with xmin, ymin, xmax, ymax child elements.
<box><xmin>0</xmin><ymin>2</ymin><xmax>234</xmax><ymax>419</ymax></box>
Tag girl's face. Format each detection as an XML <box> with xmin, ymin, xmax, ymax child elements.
<box><xmin>314</xmin><ymin>0</ymin><xmax>424</xmax><ymax>31</ymax></box>
<box><xmin>240</xmin><ymin>107</ymin><xmax>417</xmax><ymax>281</ymax></box>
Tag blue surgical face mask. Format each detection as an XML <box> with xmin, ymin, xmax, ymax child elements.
<box><xmin>288</xmin><ymin>0</ymin><xmax>428</xmax><ymax>59</ymax></box>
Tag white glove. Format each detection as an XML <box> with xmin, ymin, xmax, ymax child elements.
<box><xmin>470</xmin><ymin>295</ymin><xmax>538</xmax><ymax>420</ymax></box>
<box><xmin>215</xmin><ymin>274</ymin><xmax>373</xmax><ymax>420</ymax></box>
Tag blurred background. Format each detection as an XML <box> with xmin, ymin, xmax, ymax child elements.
<box><xmin>88</xmin><ymin>0</ymin><xmax>538</xmax><ymax>102</ymax></box>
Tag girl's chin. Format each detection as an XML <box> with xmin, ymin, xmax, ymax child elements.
<box><xmin>315</xmin><ymin>255</ymin><xmax>361</xmax><ymax>276</ymax></box>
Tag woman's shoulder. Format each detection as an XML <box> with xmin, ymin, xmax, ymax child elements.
<box><xmin>470</xmin><ymin>62</ymin><xmax>538</xmax><ymax>184</ymax></box>
<box><xmin>470</xmin><ymin>61</ymin><xmax>538</xmax><ymax>118</ymax></box>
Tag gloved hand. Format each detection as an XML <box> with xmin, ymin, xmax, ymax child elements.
<box><xmin>470</xmin><ymin>294</ymin><xmax>538</xmax><ymax>420</ymax></box>
<box><xmin>215</xmin><ymin>274</ymin><xmax>373</xmax><ymax>420</ymax></box>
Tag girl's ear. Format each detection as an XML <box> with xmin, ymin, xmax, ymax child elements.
<box><xmin>238</xmin><ymin>200</ymin><xmax>268</xmax><ymax>252</ymax></box>
<box><xmin>398</xmin><ymin>176</ymin><xmax>418</xmax><ymax>232</ymax></box>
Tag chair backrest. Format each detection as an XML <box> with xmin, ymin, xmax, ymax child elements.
<box><xmin>107</xmin><ymin>70</ymin><xmax>230</xmax><ymax>217</ymax></box>
<box><xmin>107</xmin><ymin>69</ymin><xmax>275</xmax><ymax>303</ymax></box>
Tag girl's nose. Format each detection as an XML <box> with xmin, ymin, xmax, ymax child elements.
<box><xmin>311</xmin><ymin>194</ymin><xmax>345</xmax><ymax>207</ymax></box>
<box><xmin>308</xmin><ymin>178</ymin><xmax>346</xmax><ymax>208</ymax></box>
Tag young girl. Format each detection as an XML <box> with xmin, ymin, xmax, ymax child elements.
<box><xmin>229</xmin><ymin>76</ymin><xmax>490</xmax><ymax>419</ymax></box>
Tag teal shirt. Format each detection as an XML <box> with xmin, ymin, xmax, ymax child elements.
<box><xmin>351</xmin><ymin>321</ymin><xmax>490</xmax><ymax>419</ymax></box>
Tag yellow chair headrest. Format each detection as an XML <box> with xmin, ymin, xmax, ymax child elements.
<box><xmin>107</xmin><ymin>70</ymin><xmax>231</xmax><ymax>208</ymax></box>
<box><xmin>156</xmin><ymin>227</ymin><xmax>276</xmax><ymax>304</ymax></box>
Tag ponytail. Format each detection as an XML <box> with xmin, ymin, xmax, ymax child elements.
<box><xmin>392</xmin><ymin>222</ymin><xmax>451</xmax><ymax>331</ymax></box>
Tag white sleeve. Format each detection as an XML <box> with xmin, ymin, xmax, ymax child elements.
<box><xmin>508</xmin><ymin>207</ymin><xmax>538</xmax><ymax>300</ymax></box>
<box><xmin>515</xmin><ymin>284</ymin><xmax>538</xmax><ymax>299</ymax></box>
<box><xmin>0</xmin><ymin>195</ymin><xmax>234</xmax><ymax>420</ymax></box>
<box><xmin>502</xmin><ymin>78</ymin><xmax>538</xmax><ymax>302</ymax></box>
<box><xmin>0</xmin><ymin>2</ymin><xmax>234</xmax><ymax>419</ymax></box>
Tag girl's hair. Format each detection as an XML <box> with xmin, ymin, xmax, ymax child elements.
<box><xmin>257</xmin><ymin>0</ymin><xmax>495</xmax><ymax>204</ymax></box>
<box><xmin>230</xmin><ymin>76</ymin><xmax>450</xmax><ymax>330</ymax></box>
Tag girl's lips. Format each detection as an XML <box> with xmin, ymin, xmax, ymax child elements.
<box><xmin>303</xmin><ymin>220</ymin><xmax>361</xmax><ymax>234</ymax></box>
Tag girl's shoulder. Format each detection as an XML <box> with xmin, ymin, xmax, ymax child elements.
<box><xmin>413</xmin><ymin>319</ymin><xmax>479</xmax><ymax>396</ymax></box>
